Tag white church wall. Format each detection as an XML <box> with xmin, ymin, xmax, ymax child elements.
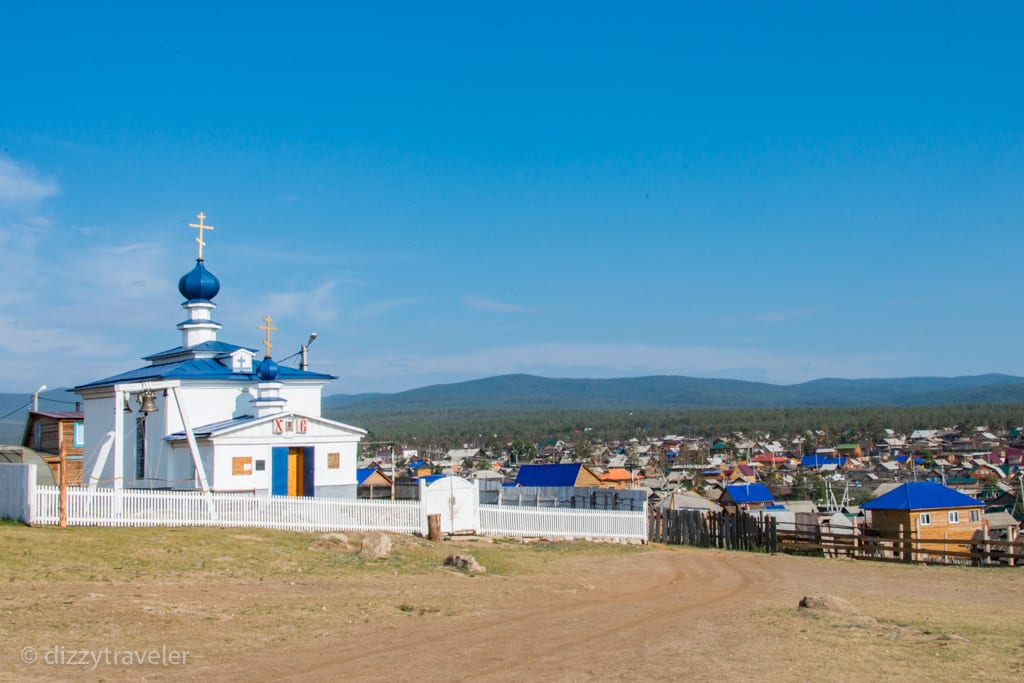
<box><xmin>208</xmin><ymin>443</ymin><xmax>271</xmax><ymax>493</ymax></box>
<box><xmin>81</xmin><ymin>394</ymin><xmax>116</xmax><ymax>488</ymax></box>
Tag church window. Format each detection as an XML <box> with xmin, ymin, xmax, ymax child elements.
<box><xmin>135</xmin><ymin>416</ymin><xmax>146</xmax><ymax>479</ymax></box>
<box><xmin>254</xmin><ymin>459</ymin><xmax>266</xmax><ymax>472</ymax></box>
<box><xmin>232</xmin><ymin>457</ymin><xmax>253</xmax><ymax>475</ymax></box>
<box><xmin>327</xmin><ymin>453</ymin><xmax>340</xmax><ymax>469</ymax></box>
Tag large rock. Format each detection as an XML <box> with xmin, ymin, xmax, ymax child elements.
<box><xmin>360</xmin><ymin>532</ymin><xmax>392</xmax><ymax>560</ymax></box>
<box><xmin>798</xmin><ymin>594</ymin><xmax>860</xmax><ymax>616</ymax></box>
<box><xmin>444</xmin><ymin>553</ymin><xmax>486</xmax><ymax>575</ymax></box>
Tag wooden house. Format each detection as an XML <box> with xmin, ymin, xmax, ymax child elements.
<box><xmin>719</xmin><ymin>483</ymin><xmax>776</xmax><ymax>511</ymax></box>
<box><xmin>356</xmin><ymin>467</ymin><xmax>394</xmax><ymax>499</ymax></box>
<box><xmin>861</xmin><ymin>482</ymin><xmax>985</xmax><ymax>557</ymax></box>
<box><xmin>514</xmin><ymin>463</ymin><xmax>605</xmax><ymax>488</ymax></box>
<box><xmin>835</xmin><ymin>443</ymin><xmax>864</xmax><ymax>459</ymax></box>
<box><xmin>21</xmin><ymin>410</ymin><xmax>85</xmax><ymax>486</ymax></box>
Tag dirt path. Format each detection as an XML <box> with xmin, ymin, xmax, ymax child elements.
<box><xmin>5</xmin><ymin>544</ymin><xmax>1023</xmax><ymax>682</ymax></box>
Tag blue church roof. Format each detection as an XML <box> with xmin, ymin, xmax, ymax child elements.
<box><xmin>143</xmin><ymin>341</ymin><xmax>257</xmax><ymax>362</ymax></box>
<box><xmin>861</xmin><ymin>482</ymin><xmax>983</xmax><ymax>511</ymax></box>
<box><xmin>514</xmin><ymin>463</ymin><xmax>582</xmax><ymax>487</ymax></box>
<box><xmin>75</xmin><ymin>357</ymin><xmax>335</xmax><ymax>391</ymax></box>
<box><xmin>178</xmin><ymin>259</ymin><xmax>221</xmax><ymax>302</ymax></box>
<box><xmin>165</xmin><ymin>415</ymin><xmax>256</xmax><ymax>440</ymax></box>
<box><xmin>723</xmin><ymin>483</ymin><xmax>775</xmax><ymax>504</ymax></box>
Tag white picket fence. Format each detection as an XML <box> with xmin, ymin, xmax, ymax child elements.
<box><xmin>27</xmin><ymin>484</ymin><xmax>647</xmax><ymax>542</ymax></box>
<box><xmin>32</xmin><ymin>486</ymin><xmax>422</xmax><ymax>534</ymax></box>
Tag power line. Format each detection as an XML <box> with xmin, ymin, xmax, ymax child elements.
<box><xmin>0</xmin><ymin>401</ymin><xmax>31</xmax><ymax>422</ymax></box>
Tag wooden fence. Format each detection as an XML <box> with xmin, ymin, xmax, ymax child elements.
<box><xmin>648</xmin><ymin>508</ymin><xmax>778</xmax><ymax>553</ymax></box>
<box><xmin>778</xmin><ymin>527</ymin><xmax>1024</xmax><ymax>567</ymax></box>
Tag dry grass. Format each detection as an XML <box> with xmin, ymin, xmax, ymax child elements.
<box><xmin>0</xmin><ymin>521</ymin><xmax>643</xmax><ymax>583</ymax></box>
<box><xmin>1</xmin><ymin>523</ymin><xmax>1023</xmax><ymax>681</ymax></box>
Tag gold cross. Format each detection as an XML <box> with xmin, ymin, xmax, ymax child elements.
<box><xmin>258</xmin><ymin>316</ymin><xmax>278</xmax><ymax>357</ymax></box>
<box><xmin>188</xmin><ymin>212</ymin><xmax>215</xmax><ymax>260</ymax></box>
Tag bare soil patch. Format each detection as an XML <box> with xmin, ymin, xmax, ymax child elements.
<box><xmin>0</xmin><ymin>524</ymin><xmax>1022</xmax><ymax>682</ymax></box>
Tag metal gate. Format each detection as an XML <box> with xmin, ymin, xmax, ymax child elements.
<box><xmin>420</xmin><ymin>476</ymin><xmax>479</xmax><ymax>535</ymax></box>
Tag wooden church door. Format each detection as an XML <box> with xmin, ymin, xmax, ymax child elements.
<box><xmin>271</xmin><ymin>446</ymin><xmax>316</xmax><ymax>496</ymax></box>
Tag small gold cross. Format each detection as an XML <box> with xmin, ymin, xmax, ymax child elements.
<box><xmin>188</xmin><ymin>212</ymin><xmax>215</xmax><ymax>260</ymax></box>
<box><xmin>258</xmin><ymin>315</ymin><xmax>278</xmax><ymax>357</ymax></box>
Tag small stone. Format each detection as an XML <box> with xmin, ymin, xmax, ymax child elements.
<box><xmin>360</xmin><ymin>532</ymin><xmax>392</xmax><ymax>560</ymax></box>
<box><xmin>444</xmin><ymin>554</ymin><xmax>486</xmax><ymax>575</ymax></box>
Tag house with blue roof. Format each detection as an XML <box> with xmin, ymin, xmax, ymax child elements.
<box><xmin>719</xmin><ymin>483</ymin><xmax>776</xmax><ymax>511</ymax></box>
<box><xmin>800</xmin><ymin>455</ymin><xmax>848</xmax><ymax>469</ymax></box>
<box><xmin>861</xmin><ymin>482</ymin><xmax>985</xmax><ymax>546</ymax></box>
<box><xmin>513</xmin><ymin>463</ymin><xmax>604</xmax><ymax>488</ymax></box>
<box><xmin>74</xmin><ymin>213</ymin><xmax>366</xmax><ymax>498</ymax></box>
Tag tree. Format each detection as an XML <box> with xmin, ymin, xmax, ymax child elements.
<box><xmin>510</xmin><ymin>438</ymin><xmax>535</xmax><ymax>464</ymax></box>
<box><xmin>572</xmin><ymin>433</ymin><xmax>591</xmax><ymax>462</ymax></box>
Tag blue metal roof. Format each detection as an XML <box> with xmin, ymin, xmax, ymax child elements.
<box><xmin>514</xmin><ymin>463</ymin><xmax>582</xmax><ymax>487</ymax></box>
<box><xmin>356</xmin><ymin>467</ymin><xmax>380</xmax><ymax>484</ymax></box>
<box><xmin>861</xmin><ymin>482</ymin><xmax>983</xmax><ymax>511</ymax></box>
<box><xmin>165</xmin><ymin>415</ymin><xmax>256</xmax><ymax>441</ymax></box>
<box><xmin>801</xmin><ymin>455</ymin><xmax>848</xmax><ymax>468</ymax></box>
<box><xmin>723</xmin><ymin>483</ymin><xmax>775</xmax><ymax>504</ymax></box>
<box><xmin>143</xmin><ymin>341</ymin><xmax>256</xmax><ymax>361</ymax></box>
<box><xmin>75</xmin><ymin>357</ymin><xmax>335</xmax><ymax>391</ymax></box>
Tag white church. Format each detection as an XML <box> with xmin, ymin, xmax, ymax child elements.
<box><xmin>75</xmin><ymin>213</ymin><xmax>366</xmax><ymax>498</ymax></box>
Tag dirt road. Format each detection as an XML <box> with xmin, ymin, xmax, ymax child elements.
<box><xmin>5</xmin><ymin>540</ymin><xmax>1023</xmax><ymax>682</ymax></box>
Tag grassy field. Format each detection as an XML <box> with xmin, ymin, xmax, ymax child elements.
<box><xmin>0</xmin><ymin>520</ymin><xmax>643</xmax><ymax>582</ymax></box>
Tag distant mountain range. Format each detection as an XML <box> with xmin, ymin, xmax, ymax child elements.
<box><xmin>5</xmin><ymin>374</ymin><xmax>1024</xmax><ymax>444</ymax></box>
<box><xmin>325</xmin><ymin>373</ymin><xmax>1024</xmax><ymax>413</ymax></box>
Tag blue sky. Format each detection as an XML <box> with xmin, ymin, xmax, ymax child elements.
<box><xmin>2</xmin><ymin>3</ymin><xmax>1023</xmax><ymax>394</ymax></box>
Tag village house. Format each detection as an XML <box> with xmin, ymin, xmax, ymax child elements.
<box><xmin>861</xmin><ymin>482</ymin><xmax>986</xmax><ymax>558</ymax></box>
<box><xmin>514</xmin><ymin>462</ymin><xmax>605</xmax><ymax>488</ymax></box>
<box><xmin>21</xmin><ymin>410</ymin><xmax>85</xmax><ymax>486</ymax></box>
<box><xmin>719</xmin><ymin>483</ymin><xmax>776</xmax><ymax>512</ymax></box>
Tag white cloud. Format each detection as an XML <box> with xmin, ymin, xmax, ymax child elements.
<box><xmin>0</xmin><ymin>156</ymin><xmax>58</xmax><ymax>204</ymax></box>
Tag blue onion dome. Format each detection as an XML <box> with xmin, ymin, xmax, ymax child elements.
<box><xmin>256</xmin><ymin>356</ymin><xmax>280</xmax><ymax>381</ymax></box>
<box><xmin>178</xmin><ymin>260</ymin><xmax>221</xmax><ymax>302</ymax></box>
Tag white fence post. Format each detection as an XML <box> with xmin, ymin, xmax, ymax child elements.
<box><xmin>25</xmin><ymin>464</ymin><xmax>36</xmax><ymax>525</ymax></box>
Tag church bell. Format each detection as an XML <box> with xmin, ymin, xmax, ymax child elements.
<box><xmin>138</xmin><ymin>390</ymin><xmax>159</xmax><ymax>414</ymax></box>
